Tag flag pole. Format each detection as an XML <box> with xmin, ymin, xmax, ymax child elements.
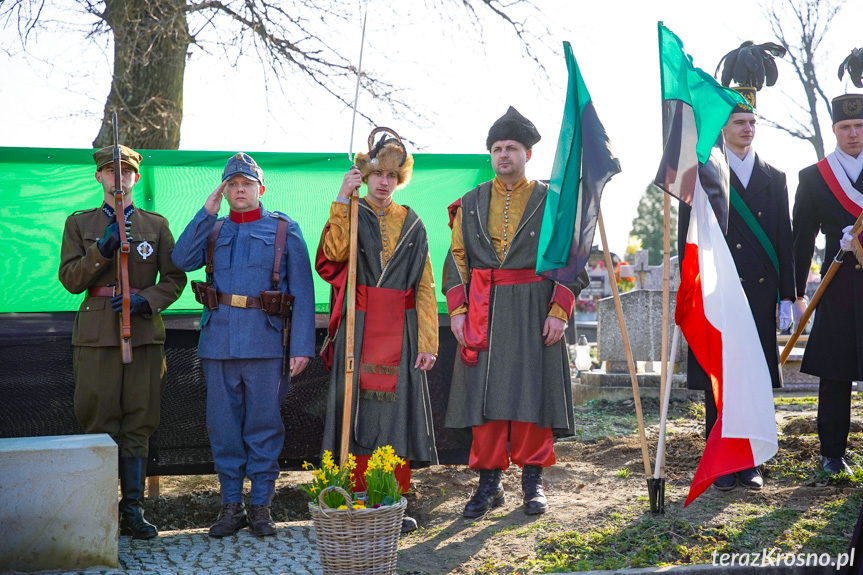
<box><xmin>597</xmin><ymin>207</ymin><xmax>652</xmax><ymax>478</ymax></box>
<box><xmin>649</xmin><ymin>21</ymin><xmax>670</xmax><ymax>513</ymax></box>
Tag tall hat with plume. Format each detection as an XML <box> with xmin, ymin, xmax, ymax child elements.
<box><xmin>838</xmin><ymin>48</ymin><xmax>863</xmax><ymax>89</ymax></box>
<box><xmin>354</xmin><ymin>127</ymin><xmax>414</xmax><ymax>189</ymax></box>
<box><xmin>715</xmin><ymin>40</ymin><xmax>787</xmax><ymax>113</ymax></box>
<box><xmin>833</xmin><ymin>48</ymin><xmax>863</xmax><ymax>124</ymax></box>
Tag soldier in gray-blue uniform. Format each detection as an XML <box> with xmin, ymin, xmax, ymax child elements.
<box><xmin>172</xmin><ymin>153</ymin><xmax>315</xmax><ymax>538</ymax></box>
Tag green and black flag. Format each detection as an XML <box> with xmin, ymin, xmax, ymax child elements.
<box><xmin>653</xmin><ymin>22</ymin><xmax>745</xmax><ymax>231</ymax></box>
<box><xmin>536</xmin><ymin>41</ymin><xmax>621</xmax><ymax>283</ymax></box>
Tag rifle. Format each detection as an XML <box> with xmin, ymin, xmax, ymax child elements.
<box><xmin>112</xmin><ymin>112</ymin><xmax>133</xmax><ymax>364</ymax></box>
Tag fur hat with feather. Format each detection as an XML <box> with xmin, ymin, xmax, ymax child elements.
<box><xmin>354</xmin><ymin>127</ymin><xmax>414</xmax><ymax>189</ymax></box>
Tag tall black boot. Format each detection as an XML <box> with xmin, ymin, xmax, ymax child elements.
<box><xmin>521</xmin><ymin>465</ymin><xmax>547</xmax><ymax>515</ymax></box>
<box><xmin>463</xmin><ymin>469</ymin><xmax>505</xmax><ymax>518</ymax></box>
<box><xmin>119</xmin><ymin>456</ymin><xmax>158</xmax><ymax>540</ymax></box>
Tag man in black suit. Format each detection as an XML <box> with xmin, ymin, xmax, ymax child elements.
<box><xmin>792</xmin><ymin>93</ymin><xmax>863</xmax><ymax>476</ymax></box>
<box><xmin>679</xmin><ymin>86</ymin><xmax>795</xmax><ymax>491</ymax></box>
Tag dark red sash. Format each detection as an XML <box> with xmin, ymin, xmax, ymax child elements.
<box><xmin>356</xmin><ymin>285</ymin><xmax>416</xmax><ymax>399</ymax></box>
<box><xmin>461</xmin><ymin>268</ymin><xmax>544</xmax><ymax>366</ymax></box>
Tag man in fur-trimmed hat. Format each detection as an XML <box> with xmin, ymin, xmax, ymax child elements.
<box><xmin>679</xmin><ymin>47</ymin><xmax>796</xmax><ymax>492</ymax></box>
<box><xmin>316</xmin><ymin>130</ymin><xmax>438</xmax><ymax>533</ymax></box>
<box><xmin>442</xmin><ymin>107</ymin><xmax>588</xmax><ymax>518</ymax></box>
<box><xmin>792</xmin><ymin>92</ymin><xmax>863</xmax><ymax>476</ymax></box>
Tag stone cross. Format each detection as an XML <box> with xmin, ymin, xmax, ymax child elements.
<box><xmin>618</xmin><ymin>250</ymin><xmax>677</xmax><ymax>291</ymax></box>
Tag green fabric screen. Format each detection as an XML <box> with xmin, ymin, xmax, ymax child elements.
<box><xmin>0</xmin><ymin>147</ymin><xmax>493</xmax><ymax>314</ymax></box>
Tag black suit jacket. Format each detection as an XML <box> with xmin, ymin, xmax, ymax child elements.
<box><xmin>678</xmin><ymin>153</ymin><xmax>794</xmax><ymax>390</ymax></box>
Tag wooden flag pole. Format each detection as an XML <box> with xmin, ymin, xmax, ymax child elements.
<box><xmin>647</xmin><ymin>192</ymin><xmax>673</xmax><ymax>514</ymax></box>
<box><xmin>597</xmin><ymin>207</ymin><xmax>652</xmax><ymax>477</ymax></box>
<box><xmin>659</xmin><ymin>194</ymin><xmax>671</xmax><ymax>412</ymax></box>
<box><xmin>780</xmin><ymin>212</ymin><xmax>863</xmax><ymax>365</ymax></box>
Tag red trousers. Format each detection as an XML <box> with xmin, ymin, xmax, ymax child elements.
<box><xmin>469</xmin><ymin>420</ymin><xmax>555</xmax><ymax>470</ymax></box>
<box><xmin>351</xmin><ymin>455</ymin><xmax>412</xmax><ymax>494</ymax></box>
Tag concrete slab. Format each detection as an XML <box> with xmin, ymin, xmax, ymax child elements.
<box><xmin>0</xmin><ymin>434</ymin><xmax>118</xmax><ymax>572</ymax></box>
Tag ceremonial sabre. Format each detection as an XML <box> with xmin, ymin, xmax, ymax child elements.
<box><xmin>780</xmin><ymin>211</ymin><xmax>863</xmax><ymax>364</ymax></box>
<box><xmin>340</xmin><ymin>8</ymin><xmax>367</xmax><ymax>468</ymax></box>
<box><xmin>112</xmin><ymin>112</ymin><xmax>133</xmax><ymax>364</ymax></box>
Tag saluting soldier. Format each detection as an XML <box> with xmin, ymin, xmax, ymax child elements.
<box><xmin>679</xmin><ymin>41</ymin><xmax>795</xmax><ymax>492</ymax></box>
<box><xmin>171</xmin><ymin>153</ymin><xmax>316</xmax><ymax>538</ymax></box>
<box><xmin>58</xmin><ymin>146</ymin><xmax>187</xmax><ymax>539</ymax></box>
<box><xmin>792</xmin><ymin>91</ymin><xmax>863</xmax><ymax>476</ymax></box>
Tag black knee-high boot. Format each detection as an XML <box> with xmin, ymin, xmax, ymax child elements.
<box><xmin>119</xmin><ymin>456</ymin><xmax>158</xmax><ymax>540</ymax></box>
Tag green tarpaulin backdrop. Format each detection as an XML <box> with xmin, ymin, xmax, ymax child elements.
<box><xmin>0</xmin><ymin>148</ymin><xmax>493</xmax><ymax>314</ymax></box>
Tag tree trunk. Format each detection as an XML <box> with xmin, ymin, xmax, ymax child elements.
<box><xmin>93</xmin><ymin>0</ymin><xmax>189</xmax><ymax>150</ymax></box>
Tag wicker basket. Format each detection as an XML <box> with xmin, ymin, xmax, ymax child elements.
<box><xmin>310</xmin><ymin>486</ymin><xmax>406</xmax><ymax>575</ymax></box>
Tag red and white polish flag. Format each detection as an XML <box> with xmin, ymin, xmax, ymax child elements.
<box><xmin>677</xmin><ymin>167</ymin><xmax>778</xmax><ymax>507</ymax></box>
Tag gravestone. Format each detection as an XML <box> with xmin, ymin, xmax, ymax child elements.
<box><xmin>574</xmin><ymin>253</ymin><xmax>698</xmax><ymax>404</ymax></box>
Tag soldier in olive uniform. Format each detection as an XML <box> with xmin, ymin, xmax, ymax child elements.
<box><xmin>58</xmin><ymin>146</ymin><xmax>187</xmax><ymax>540</ymax></box>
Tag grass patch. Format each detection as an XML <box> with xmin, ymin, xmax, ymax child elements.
<box><xmin>573</xmin><ymin>398</ymin><xmax>697</xmax><ymax>442</ymax></box>
<box><xmin>526</xmin><ymin>494</ymin><xmax>863</xmax><ymax>572</ymax></box>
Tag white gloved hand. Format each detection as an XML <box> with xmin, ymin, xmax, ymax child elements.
<box><xmin>792</xmin><ymin>297</ymin><xmax>808</xmax><ymax>330</ymax></box>
<box><xmin>840</xmin><ymin>225</ymin><xmax>855</xmax><ymax>251</ymax></box>
<box><xmin>778</xmin><ymin>300</ymin><xmax>792</xmax><ymax>331</ymax></box>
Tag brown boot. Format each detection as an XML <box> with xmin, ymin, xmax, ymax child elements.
<box><xmin>248</xmin><ymin>505</ymin><xmax>276</xmax><ymax>537</ymax></box>
<box><xmin>208</xmin><ymin>503</ymin><xmax>248</xmax><ymax>538</ymax></box>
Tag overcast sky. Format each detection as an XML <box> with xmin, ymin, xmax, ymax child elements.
<box><xmin>2</xmin><ymin>0</ymin><xmax>861</xmax><ymax>255</ymax></box>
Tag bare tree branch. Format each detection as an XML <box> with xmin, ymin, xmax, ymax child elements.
<box><xmin>3</xmin><ymin>0</ymin><xmax>556</xmax><ymax>149</ymax></box>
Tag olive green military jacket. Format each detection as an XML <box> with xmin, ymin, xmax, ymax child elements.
<box><xmin>59</xmin><ymin>206</ymin><xmax>187</xmax><ymax>347</ymax></box>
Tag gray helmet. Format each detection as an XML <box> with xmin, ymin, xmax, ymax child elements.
<box><xmin>222</xmin><ymin>152</ymin><xmax>263</xmax><ymax>184</ymax></box>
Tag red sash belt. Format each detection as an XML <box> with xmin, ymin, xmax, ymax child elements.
<box><xmin>462</xmin><ymin>268</ymin><xmax>544</xmax><ymax>366</ymax></box>
<box><xmin>355</xmin><ymin>285</ymin><xmax>415</xmax><ymax>400</ymax></box>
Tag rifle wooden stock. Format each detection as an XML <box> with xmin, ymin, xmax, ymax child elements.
<box><xmin>780</xmin><ymin>212</ymin><xmax>863</xmax><ymax>365</ymax></box>
<box><xmin>112</xmin><ymin>113</ymin><xmax>133</xmax><ymax>364</ymax></box>
<box><xmin>340</xmin><ymin>188</ymin><xmax>359</xmax><ymax>467</ymax></box>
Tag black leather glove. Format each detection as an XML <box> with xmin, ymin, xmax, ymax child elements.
<box><xmin>111</xmin><ymin>293</ymin><xmax>151</xmax><ymax>315</ymax></box>
<box><xmin>96</xmin><ymin>221</ymin><xmax>133</xmax><ymax>259</ymax></box>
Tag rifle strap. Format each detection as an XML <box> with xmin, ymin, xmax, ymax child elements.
<box><xmin>273</xmin><ymin>218</ymin><xmax>288</xmax><ymax>289</ymax></box>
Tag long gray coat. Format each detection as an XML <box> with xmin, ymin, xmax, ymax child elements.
<box><xmin>321</xmin><ymin>201</ymin><xmax>438</xmax><ymax>465</ymax></box>
<box><xmin>442</xmin><ymin>181</ymin><xmax>576</xmax><ymax>437</ymax></box>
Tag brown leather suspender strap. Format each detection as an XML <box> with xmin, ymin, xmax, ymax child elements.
<box><xmin>205</xmin><ymin>219</ymin><xmax>226</xmax><ymax>281</ymax></box>
<box><xmin>204</xmin><ymin>216</ymin><xmax>287</xmax><ymax>289</ymax></box>
<box><xmin>272</xmin><ymin>218</ymin><xmax>288</xmax><ymax>289</ymax></box>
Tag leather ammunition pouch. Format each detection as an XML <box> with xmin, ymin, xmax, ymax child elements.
<box><xmin>191</xmin><ymin>281</ymin><xmax>218</xmax><ymax>311</ymax></box>
<box><xmin>260</xmin><ymin>290</ymin><xmax>294</xmax><ymax>318</ymax></box>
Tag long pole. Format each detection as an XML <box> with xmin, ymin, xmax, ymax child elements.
<box><xmin>340</xmin><ymin>9</ymin><xmax>367</xmax><ymax>468</ymax></box>
<box><xmin>780</xmin><ymin>212</ymin><xmax>863</xmax><ymax>364</ymax></box>
<box><xmin>655</xmin><ymin>326</ymin><xmax>680</xmax><ymax>479</ymax></box>
<box><xmin>659</xmin><ymin>195</ymin><xmax>670</xmax><ymax>408</ymax></box>
<box><xmin>597</xmin><ymin>208</ymin><xmax>652</xmax><ymax>477</ymax></box>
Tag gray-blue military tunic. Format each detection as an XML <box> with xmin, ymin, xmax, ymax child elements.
<box><xmin>172</xmin><ymin>206</ymin><xmax>315</xmax><ymax>505</ymax></box>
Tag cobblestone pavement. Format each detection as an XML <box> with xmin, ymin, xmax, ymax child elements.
<box><xmin>12</xmin><ymin>522</ymin><xmax>323</xmax><ymax>575</ymax></box>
